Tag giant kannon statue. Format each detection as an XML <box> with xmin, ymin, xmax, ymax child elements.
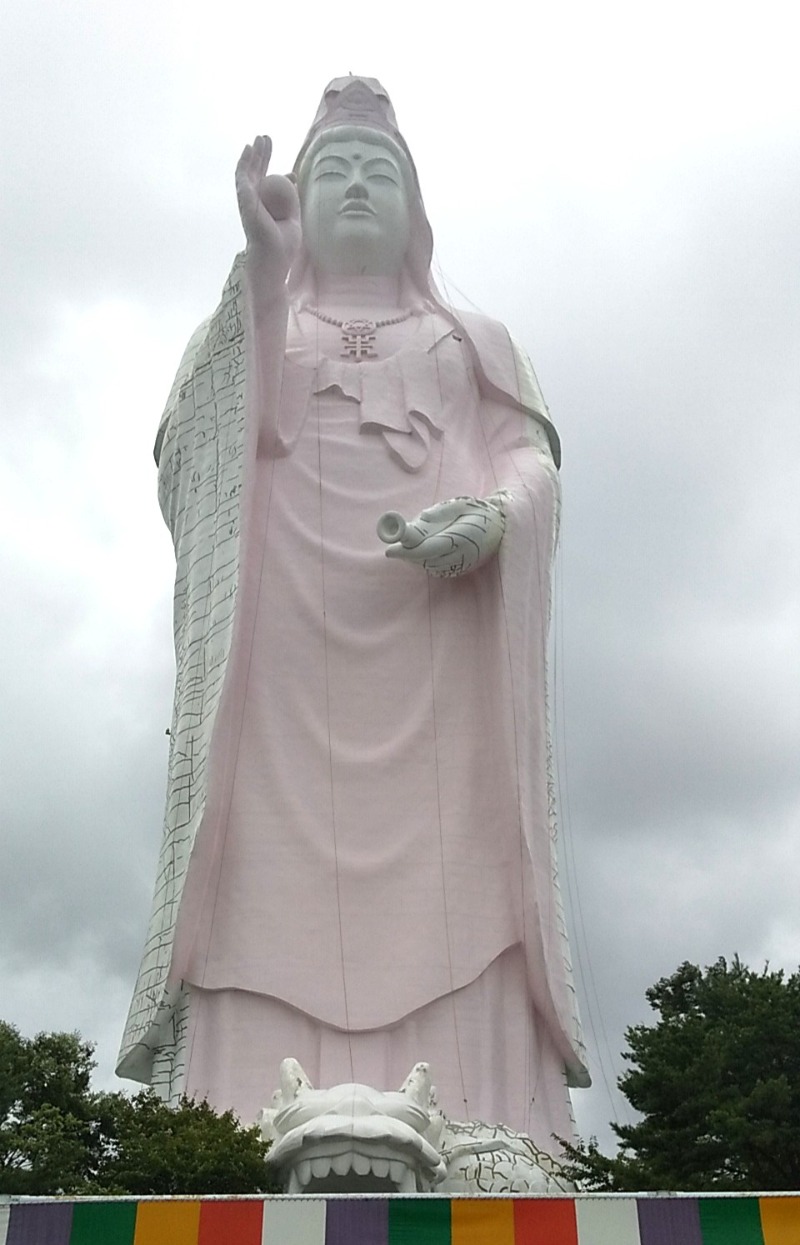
<box><xmin>117</xmin><ymin>77</ymin><xmax>589</xmax><ymax>1161</ymax></box>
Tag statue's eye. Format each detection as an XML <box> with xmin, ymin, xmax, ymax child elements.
<box><xmin>315</xmin><ymin>170</ymin><xmax>347</xmax><ymax>181</ymax></box>
<box><xmin>367</xmin><ymin>173</ymin><xmax>397</xmax><ymax>186</ymax></box>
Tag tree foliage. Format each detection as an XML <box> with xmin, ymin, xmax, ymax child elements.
<box><xmin>0</xmin><ymin>1022</ymin><xmax>98</xmax><ymax>1194</ymax></box>
<box><xmin>0</xmin><ymin>1021</ymin><xmax>274</xmax><ymax>1195</ymax></box>
<box><xmin>90</xmin><ymin>1091</ymin><xmax>274</xmax><ymax>1195</ymax></box>
<box><xmin>564</xmin><ymin>958</ymin><xmax>800</xmax><ymax>1191</ymax></box>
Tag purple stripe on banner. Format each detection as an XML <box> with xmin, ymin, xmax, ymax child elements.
<box><xmin>637</xmin><ymin>1198</ymin><xmax>703</xmax><ymax>1245</ymax></box>
<box><xmin>325</xmin><ymin>1200</ymin><xmax>389</xmax><ymax>1245</ymax></box>
<box><xmin>6</xmin><ymin>1204</ymin><xmax>73</xmax><ymax>1245</ymax></box>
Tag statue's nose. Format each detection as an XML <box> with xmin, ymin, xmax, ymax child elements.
<box><xmin>344</xmin><ymin>178</ymin><xmax>368</xmax><ymax>200</ymax></box>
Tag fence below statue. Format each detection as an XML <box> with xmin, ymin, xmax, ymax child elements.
<box><xmin>2</xmin><ymin>1194</ymin><xmax>800</xmax><ymax>1245</ymax></box>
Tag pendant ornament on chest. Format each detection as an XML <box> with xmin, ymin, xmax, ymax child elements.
<box><xmin>340</xmin><ymin>319</ymin><xmax>378</xmax><ymax>361</ymax></box>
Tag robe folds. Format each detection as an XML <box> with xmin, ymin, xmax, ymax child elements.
<box><xmin>117</xmin><ymin>254</ymin><xmax>589</xmax><ymax>1127</ymax></box>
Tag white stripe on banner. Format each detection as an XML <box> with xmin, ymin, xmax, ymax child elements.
<box><xmin>262</xmin><ymin>1198</ymin><xmax>326</xmax><ymax>1245</ymax></box>
<box><xmin>0</xmin><ymin>1204</ymin><xmax>9</xmax><ymax>1245</ymax></box>
<box><xmin>576</xmin><ymin>1197</ymin><xmax>642</xmax><ymax>1245</ymax></box>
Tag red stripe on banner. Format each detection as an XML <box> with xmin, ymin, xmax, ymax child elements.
<box><xmin>514</xmin><ymin>1198</ymin><xmax>579</xmax><ymax>1243</ymax></box>
<box><xmin>197</xmin><ymin>1200</ymin><xmax>263</xmax><ymax>1244</ymax></box>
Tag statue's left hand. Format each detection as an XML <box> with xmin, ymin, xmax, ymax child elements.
<box><xmin>378</xmin><ymin>493</ymin><xmax>508</xmax><ymax>578</ymax></box>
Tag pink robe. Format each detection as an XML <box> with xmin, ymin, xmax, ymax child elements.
<box><xmin>118</xmin><ymin>260</ymin><xmax>588</xmax><ymax>1140</ymax></box>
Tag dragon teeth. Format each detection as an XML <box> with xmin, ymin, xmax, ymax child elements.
<box><xmin>331</xmin><ymin>1152</ymin><xmax>352</xmax><ymax>1176</ymax></box>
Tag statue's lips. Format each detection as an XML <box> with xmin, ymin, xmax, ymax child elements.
<box><xmin>339</xmin><ymin>202</ymin><xmax>376</xmax><ymax>215</ymax></box>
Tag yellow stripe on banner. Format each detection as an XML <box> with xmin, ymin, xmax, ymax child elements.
<box><xmin>451</xmin><ymin>1199</ymin><xmax>515</xmax><ymax>1245</ymax></box>
<box><xmin>575</xmin><ymin>1198</ymin><xmax>642</xmax><ymax>1245</ymax></box>
<box><xmin>759</xmin><ymin>1197</ymin><xmax>800</xmax><ymax>1244</ymax></box>
<box><xmin>262</xmin><ymin>1199</ymin><xmax>326</xmax><ymax>1245</ymax></box>
<box><xmin>134</xmin><ymin>1201</ymin><xmax>201</xmax><ymax>1245</ymax></box>
<box><xmin>0</xmin><ymin>1203</ymin><xmax>10</xmax><ymax>1245</ymax></box>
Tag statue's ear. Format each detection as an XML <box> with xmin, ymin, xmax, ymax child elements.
<box><xmin>279</xmin><ymin>1056</ymin><xmax>314</xmax><ymax>1100</ymax></box>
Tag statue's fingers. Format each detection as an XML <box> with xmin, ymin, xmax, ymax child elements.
<box><xmin>385</xmin><ymin>543</ymin><xmax>427</xmax><ymax>563</ymax></box>
<box><xmin>418</xmin><ymin>498</ymin><xmax>469</xmax><ymax>525</ymax></box>
<box><xmin>236</xmin><ymin>144</ymin><xmax>254</xmax><ymax>180</ymax></box>
<box><xmin>237</xmin><ymin>137</ymin><xmax>271</xmax><ymax>184</ymax></box>
<box><xmin>254</xmin><ymin>134</ymin><xmax>273</xmax><ymax>175</ymax></box>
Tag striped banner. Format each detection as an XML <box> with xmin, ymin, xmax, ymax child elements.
<box><xmin>2</xmin><ymin>1195</ymin><xmax>800</xmax><ymax>1244</ymax></box>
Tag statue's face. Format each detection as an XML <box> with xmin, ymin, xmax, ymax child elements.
<box><xmin>301</xmin><ymin>139</ymin><xmax>411</xmax><ymax>278</ymax></box>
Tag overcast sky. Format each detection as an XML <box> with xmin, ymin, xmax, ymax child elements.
<box><xmin>1</xmin><ymin>0</ymin><xmax>798</xmax><ymax>1153</ymax></box>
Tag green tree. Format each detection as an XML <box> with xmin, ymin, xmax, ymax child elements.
<box><xmin>0</xmin><ymin>1021</ymin><xmax>98</xmax><ymax>1194</ymax></box>
<box><xmin>91</xmin><ymin>1090</ymin><xmax>275</xmax><ymax>1195</ymax></box>
<box><xmin>0</xmin><ymin>1021</ymin><xmax>274</xmax><ymax>1195</ymax></box>
<box><xmin>564</xmin><ymin>958</ymin><xmax>800</xmax><ymax>1191</ymax></box>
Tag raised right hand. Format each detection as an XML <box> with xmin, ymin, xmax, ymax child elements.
<box><xmin>236</xmin><ymin>135</ymin><xmax>301</xmax><ymax>292</ymax></box>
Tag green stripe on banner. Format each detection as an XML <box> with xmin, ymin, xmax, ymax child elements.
<box><xmin>69</xmin><ymin>1202</ymin><xmax>137</xmax><ymax>1245</ymax></box>
<box><xmin>1</xmin><ymin>1205</ymin><xmax>10</xmax><ymax>1245</ymax></box>
<box><xmin>698</xmin><ymin>1198</ymin><xmax>765</xmax><ymax>1245</ymax></box>
<box><xmin>388</xmin><ymin>1198</ymin><xmax>451</xmax><ymax>1245</ymax></box>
